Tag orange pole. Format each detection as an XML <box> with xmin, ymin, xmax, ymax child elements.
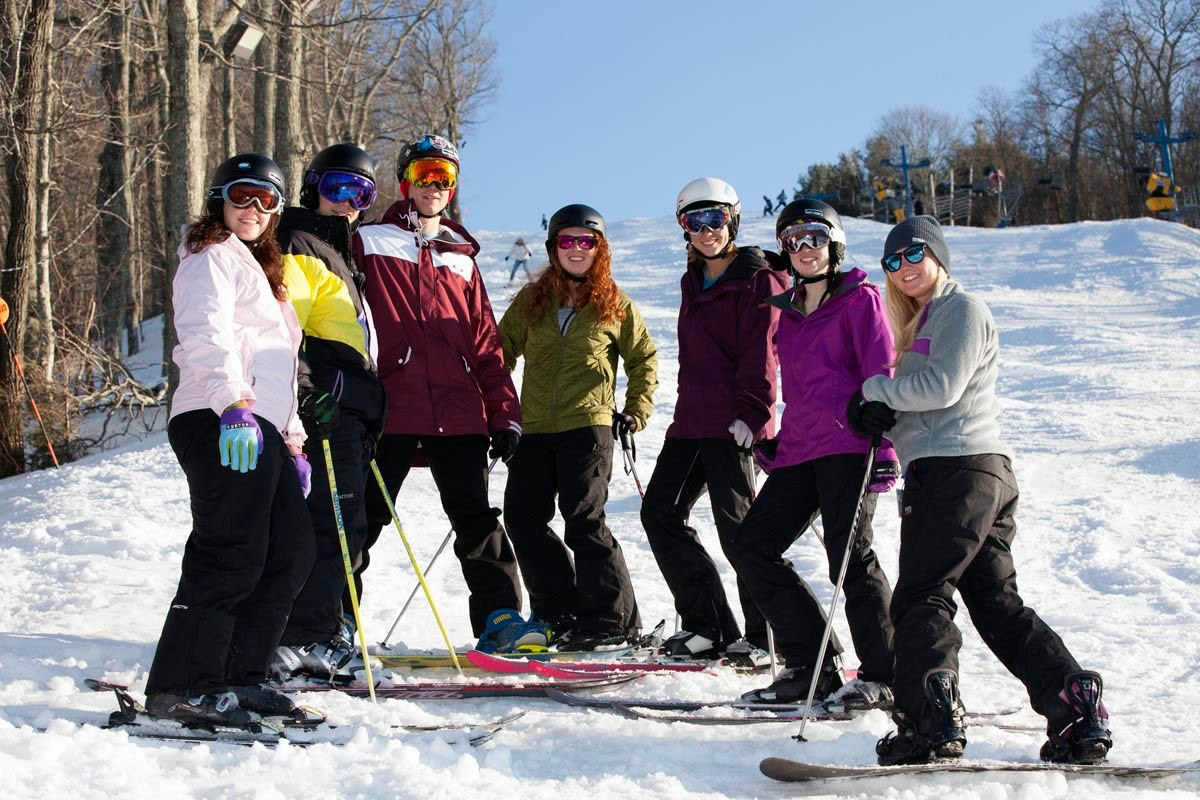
<box><xmin>0</xmin><ymin>296</ymin><xmax>59</xmax><ymax>469</ymax></box>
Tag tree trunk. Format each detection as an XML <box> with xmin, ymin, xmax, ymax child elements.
<box><xmin>222</xmin><ymin>63</ymin><xmax>236</xmax><ymax>157</ymax></box>
<box><xmin>163</xmin><ymin>0</ymin><xmax>206</xmax><ymax>400</ymax></box>
<box><xmin>0</xmin><ymin>0</ymin><xmax>54</xmax><ymax>477</ymax></box>
<box><xmin>98</xmin><ymin>1</ymin><xmax>135</xmax><ymax>361</ymax></box>
<box><xmin>35</xmin><ymin>41</ymin><xmax>55</xmax><ymax>377</ymax></box>
<box><xmin>253</xmin><ymin>0</ymin><xmax>277</xmax><ymax>155</ymax></box>
<box><xmin>274</xmin><ymin>0</ymin><xmax>305</xmax><ymax>205</ymax></box>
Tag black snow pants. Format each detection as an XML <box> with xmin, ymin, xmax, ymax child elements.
<box><xmin>280</xmin><ymin>413</ymin><xmax>369</xmax><ymax>645</ymax></box>
<box><xmin>727</xmin><ymin>452</ymin><xmax>895</xmax><ymax>680</ymax></box>
<box><xmin>891</xmin><ymin>454</ymin><xmax>1082</xmax><ymax>719</ymax></box>
<box><xmin>146</xmin><ymin>410</ymin><xmax>315</xmax><ymax>693</ymax></box>
<box><xmin>639</xmin><ymin>437</ymin><xmax>765</xmax><ymax>647</ymax></box>
<box><xmin>359</xmin><ymin>433</ymin><xmax>522</xmax><ymax>636</ymax></box>
<box><xmin>503</xmin><ymin>425</ymin><xmax>641</xmax><ymax>634</ymax></box>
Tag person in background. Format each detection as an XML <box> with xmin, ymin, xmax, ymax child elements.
<box><xmin>506</xmin><ymin>236</ymin><xmax>534</xmax><ymax>283</ymax></box>
<box><xmin>860</xmin><ymin>216</ymin><xmax>1111</xmax><ymax>767</ymax></box>
<box><xmin>352</xmin><ymin>134</ymin><xmax>527</xmax><ymax>643</ymax></box>
<box><xmin>730</xmin><ymin>199</ymin><xmax>897</xmax><ymax>710</ymax></box>
<box><xmin>145</xmin><ymin>154</ymin><xmax>313</xmax><ymax>724</ymax></box>
<box><xmin>272</xmin><ymin>143</ymin><xmax>386</xmax><ymax>681</ymax></box>
<box><xmin>499</xmin><ymin>204</ymin><xmax>657</xmax><ymax>649</ymax></box>
<box><xmin>639</xmin><ymin>178</ymin><xmax>786</xmax><ymax>665</ymax></box>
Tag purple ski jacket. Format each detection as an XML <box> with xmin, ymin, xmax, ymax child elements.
<box><xmin>766</xmin><ymin>267</ymin><xmax>897</xmax><ymax>469</ymax></box>
<box><xmin>666</xmin><ymin>246</ymin><xmax>789</xmax><ymax>441</ymax></box>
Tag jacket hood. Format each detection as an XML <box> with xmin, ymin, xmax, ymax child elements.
<box><xmin>766</xmin><ymin>266</ymin><xmax>870</xmax><ymax>312</ymax></box>
<box><xmin>685</xmin><ymin>245</ymin><xmax>775</xmax><ymax>290</ymax></box>
<box><xmin>378</xmin><ymin>198</ymin><xmax>480</xmax><ymax>257</ymax></box>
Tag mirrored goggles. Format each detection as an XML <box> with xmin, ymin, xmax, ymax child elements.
<box><xmin>881</xmin><ymin>243</ymin><xmax>927</xmax><ymax>272</ymax></box>
<box><xmin>678</xmin><ymin>206</ymin><xmax>731</xmax><ymax>234</ymax></box>
<box><xmin>317</xmin><ymin>170</ymin><xmax>377</xmax><ymax>210</ymax></box>
<box><xmin>778</xmin><ymin>222</ymin><xmax>831</xmax><ymax>253</ymax></box>
<box><xmin>404</xmin><ymin>157</ymin><xmax>458</xmax><ymax>189</ymax></box>
<box><xmin>219</xmin><ymin>179</ymin><xmax>283</xmax><ymax>214</ymax></box>
<box><xmin>556</xmin><ymin>234</ymin><xmax>599</xmax><ymax>250</ymax></box>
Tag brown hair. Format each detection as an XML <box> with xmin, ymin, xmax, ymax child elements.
<box><xmin>523</xmin><ymin>236</ymin><xmax>626</xmax><ymax>325</ymax></box>
<box><xmin>185</xmin><ymin>210</ymin><xmax>286</xmax><ymax>300</ymax></box>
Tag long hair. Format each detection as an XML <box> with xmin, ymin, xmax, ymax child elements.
<box><xmin>523</xmin><ymin>236</ymin><xmax>626</xmax><ymax>325</ymax></box>
<box><xmin>185</xmin><ymin>209</ymin><xmax>286</xmax><ymax>301</ymax></box>
<box><xmin>885</xmin><ymin>263</ymin><xmax>948</xmax><ymax>360</ymax></box>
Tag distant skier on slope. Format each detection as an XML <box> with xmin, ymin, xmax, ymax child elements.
<box><xmin>639</xmin><ymin>178</ymin><xmax>786</xmax><ymax>665</ymax></box>
<box><xmin>860</xmin><ymin>216</ymin><xmax>1112</xmax><ymax>766</ymax></box>
<box><xmin>145</xmin><ymin>154</ymin><xmax>314</xmax><ymax>725</ymax></box>
<box><xmin>506</xmin><ymin>236</ymin><xmax>534</xmax><ymax>283</ymax></box>
<box><xmin>498</xmin><ymin>203</ymin><xmax>658</xmax><ymax>650</ymax></box>
<box><xmin>729</xmin><ymin>199</ymin><xmax>898</xmax><ymax>706</ymax></box>
<box><xmin>351</xmin><ymin>134</ymin><xmax>527</xmax><ymax>642</ymax></box>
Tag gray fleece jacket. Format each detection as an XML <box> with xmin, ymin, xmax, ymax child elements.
<box><xmin>861</xmin><ymin>279</ymin><xmax>1011</xmax><ymax>472</ymax></box>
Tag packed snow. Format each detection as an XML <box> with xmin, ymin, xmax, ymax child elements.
<box><xmin>1</xmin><ymin>211</ymin><xmax>1199</xmax><ymax>799</ymax></box>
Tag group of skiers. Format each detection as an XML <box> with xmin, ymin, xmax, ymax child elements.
<box><xmin>145</xmin><ymin>135</ymin><xmax>1113</xmax><ymax>767</ymax></box>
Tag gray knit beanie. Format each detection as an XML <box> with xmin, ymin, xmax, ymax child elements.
<box><xmin>883</xmin><ymin>215</ymin><xmax>950</xmax><ymax>273</ymax></box>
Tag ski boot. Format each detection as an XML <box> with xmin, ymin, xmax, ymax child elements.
<box><xmin>1041</xmin><ymin>670</ymin><xmax>1112</xmax><ymax>764</ymax></box>
<box><xmin>739</xmin><ymin>658</ymin><xmax>843</xmax><ymax>705</ymax></box>
<box><xmin>659</xmin><ymin>630</ymin><xmax>720</xmax><ymax>660</ymax></box>
<box><xmin>223</xmin><ymin>682</ymin><xmax>299</xmax><ymax>717</ymax></box>
<box><xmin>876</xmin><ymin>670</ymin><xmax>967</xmax><ymax>765</ymax></box>
<box><xmin>557</xmin><ymin>621</ymin><xmax>639</xmax><ymax>651</ymax></box>
<box><xmin>145</xmin><ymin>689</ymin><xmax>257</xmax><ymax>728</ymax></box>
<box><xmin>475</xmin><ymin>609</ymin><xmax>550</xmax><ymax>653</ymax></box>
<box><xmin>272</xmin><ymin>634</ymin><xmax>363</xmax><ymax>681</ymax></box>
<box><xmin>826</xmin><ymin>678</ymin><xmax>895</xmax><ymax>711</ymax></box>
<box><xmin>722</xmin><ymin>638</ymin><xmax>774</xmax><ymax>670</ymax></box>
<box><xmin>536</xmin><ymin>611</ymin><xmax>578</xmax><ymax>648</ymax></box>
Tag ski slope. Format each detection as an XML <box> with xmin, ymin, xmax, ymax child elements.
<box><xmin>2</xmin><ymin>212</ymin><xmax>1199</xmax><ymax>799</ymax></box>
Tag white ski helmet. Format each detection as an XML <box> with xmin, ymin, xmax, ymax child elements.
<box><xmin>675</xmin><ymin>177</ymin><xmax>741</xmax><ymax>240</ymax></box>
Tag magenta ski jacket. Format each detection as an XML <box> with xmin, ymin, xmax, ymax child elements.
<box><xmin>766</xmin><ymin>267</ymin><xmax>897</xmax><ymax>469</ymax></box>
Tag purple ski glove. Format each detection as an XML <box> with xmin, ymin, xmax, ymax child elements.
<box><xmin>869</xmin><ymin>459</ymin><xmax>900</xmax><ymax>493</ymax></box>
<box><xmin>293</xmin><ymin>453</ymin><xmax>312</xmax><ymax>498</ymax></box>
<box><xmin>218</xmin><ymin>406</ymin><xmax>264</xmax><ymax>473</ymax></box>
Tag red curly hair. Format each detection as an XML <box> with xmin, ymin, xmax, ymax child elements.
<box><xmin>185</xmin><ymin>211</ymin><xmax>286</xmax><ymax>300</ymax></box>
<box><xmin>523</xmin><ymin>235</ymin><xmax>626</xmax><ymax>325</ymax></box>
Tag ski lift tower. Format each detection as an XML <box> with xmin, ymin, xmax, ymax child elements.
<box><xmin>1136</xmin><ymin>119</ymin><xmax>1197</xmax><ymax>188</ymax></box>
<box><xmin>881</xmin><ymin>145</ymin><xmax>930</xmax><ymax>219</ymax></box>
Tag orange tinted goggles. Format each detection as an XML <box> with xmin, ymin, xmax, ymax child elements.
<box><xmin>404</xmin><ymin>157</ymin><xmax>458</xmax><ymax>189</ymax></box>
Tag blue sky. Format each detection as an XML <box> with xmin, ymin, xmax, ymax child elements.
<box><xmin>456</xmin><ymin>0</ymin><xmax>1101</xmax><ymax>233</ymax></box>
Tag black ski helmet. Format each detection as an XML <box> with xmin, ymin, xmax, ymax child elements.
<box><xmin>396</xmin><ymin>133</ymin><xmax>460</xmax><ymax>183</ymax></box>
<box><xmin>545</xmin><ymin>203</ymin><xmax>606</xmax><ymax>259</ymax></box>
<box><xmin>300</xmin><ymin>143</ymin><xmax>376</xmax><ymax>210</ymax></box>
<box><xmin>207</xmin><ymin>153</ymin><xmax>285</xmax><ymax>216</ymax></box>
<box><xmin>776</xmin><ymin>198</ymin><xmax>846</xmax><ymax>269</ymax></box>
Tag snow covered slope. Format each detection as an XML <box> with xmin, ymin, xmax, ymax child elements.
<box><xmin>2</xmin><ymin>212</ymin><xmax>1199</xmax><ymax>799</ymax></box>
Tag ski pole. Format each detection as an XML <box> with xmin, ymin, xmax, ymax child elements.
<box><xmin>618</xmin><ymin>426</ymin><xmax>644</xmax><ymax>498</ymax></box>
<box><xmin>743</xmin><ymin>449</ymin><xmax>778</xmax><ymax>678</ymax></box>
<box><xmin>379</xmin><ymin>457</ymin><xmax>499</xmax><ymax>649</ymax></box>
<box><xmin>0</xmin><ymin>297</ymin><xmax>59</xmax><ymax>468</ymax></box>
<box><xmin>369</xmin><ymin>458</ymin><xmax>462</xmax><ymax>674</ymax></box>
<box><xmin>793</xmin><ymin>435</ymin><xmax>880</xmax><ymax>743</ymax></box>
<box><xmin>320</xmin><ymin>437</ymin><xmax>377</xmax><ymax>703</ymax></box>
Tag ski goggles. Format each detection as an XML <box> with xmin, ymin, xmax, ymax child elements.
<box><xmin>556</xmin><ymin>233</ymin><xmax>599</xmax><ymax>250</ymax></box>
<box><xmin>778</xmin><ymin>222</ymin><xmax>832</xmax><ymax>253</ymax></box>
<box><xmin>678</xmin><ymin>205</ymin><xmax>731</xmax><ymax>234</ymax></box>
<box><xmin>881</xmin><ymin>243</ymin><xmax>927</xmax><ymax>272</ymax></box>
<box><xmin>316</xmin><ymin>170</ymin><xmax>377</xmax><ymax>210</ymax></box>
<box><xmin>216</xmin><ymin>179</ymin><xmax>284</xmax><ymax>214</ymax></box>
<box><xmin>403</xmin><ymin>157</ymin><xmax>458</xmax><ymax>189</ymax></box>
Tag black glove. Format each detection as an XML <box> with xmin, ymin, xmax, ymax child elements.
<box><xmin>752</xmin><ymin>435</ymin><xmax>779</xmax><ymax>473</ymax></box>
<box><xmin>298</xmin><ymin>391</ymin><xmax>340</xmax><ymax>437</ymax></box>
<box><xmin>489</xmin><ymin>428</ymin><xmax>521</xmax><ymax>463</ymax></box>
<box><xmin>845</xmin><ymin>390</ymin><xmax>896</xmax><ymax>438</ymax></box>
<box><xmin>611</xmin><ymin>411</ymin><xmax>636</xmax><ymax>440</ymax></box>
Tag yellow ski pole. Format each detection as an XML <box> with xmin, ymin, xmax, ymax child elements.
<box><xmin>320</xmin><ymin>437</ymin><xmax>377</xmax><ymax>703</ymax></box>
<box><xmin>369</xmin><ymin>459</ymin><xmax>463</xmax><ymax>675</ymax></box>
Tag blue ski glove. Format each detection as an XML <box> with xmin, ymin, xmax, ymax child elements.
<box><xmin>218</xmin><ymin>406</ymin><xmax>263</xmax><ymax>472</ymax></box>
<box><xmin>294</xmin><ymin>453</ymin><xmax>312</xmax><ymax>498</ymax></box>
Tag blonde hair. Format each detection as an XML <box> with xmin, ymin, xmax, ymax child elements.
<box><xmin>885</xmin><ymin>265</ymin><xmax>949</xmax><ymax>361</ymax></box>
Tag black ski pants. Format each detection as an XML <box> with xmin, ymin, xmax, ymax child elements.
<box><xmin>147</xmin><ymin>410</ymin><xmax>315</xmax><ymax>693</ymax></box>
<box><xmin>727</xmin><ymin>452</ymin><xmax>895</xmax><ymax>681</ymax></box>
<box><xmin>280</xmin><ymin>413</ymin><xmax>369</xmax><ymax>645</ymax></box>
<box><xmin>503</xmin><ymin>425</ymin><xmax>641</xmax><ymax>633</ymax></box>
<box><xmin>640</xmin><ymin>437</ymin><xmax>765</xmax><ymax>646</ymax></box>
<box><xmin>891</xmin><ymin>454</ymin><xmax>1082</xmax><ymax>719</ymax></box>
<box><xmin>359</xmin><ymin>433</ymin><xmax>521</xmax><ymax>636</ymax></box>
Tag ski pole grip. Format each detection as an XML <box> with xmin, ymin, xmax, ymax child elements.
<box><xmin>871</xmin><ymin>433</ymin><xmax>883</xmax><ymax>447</ymax></box>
